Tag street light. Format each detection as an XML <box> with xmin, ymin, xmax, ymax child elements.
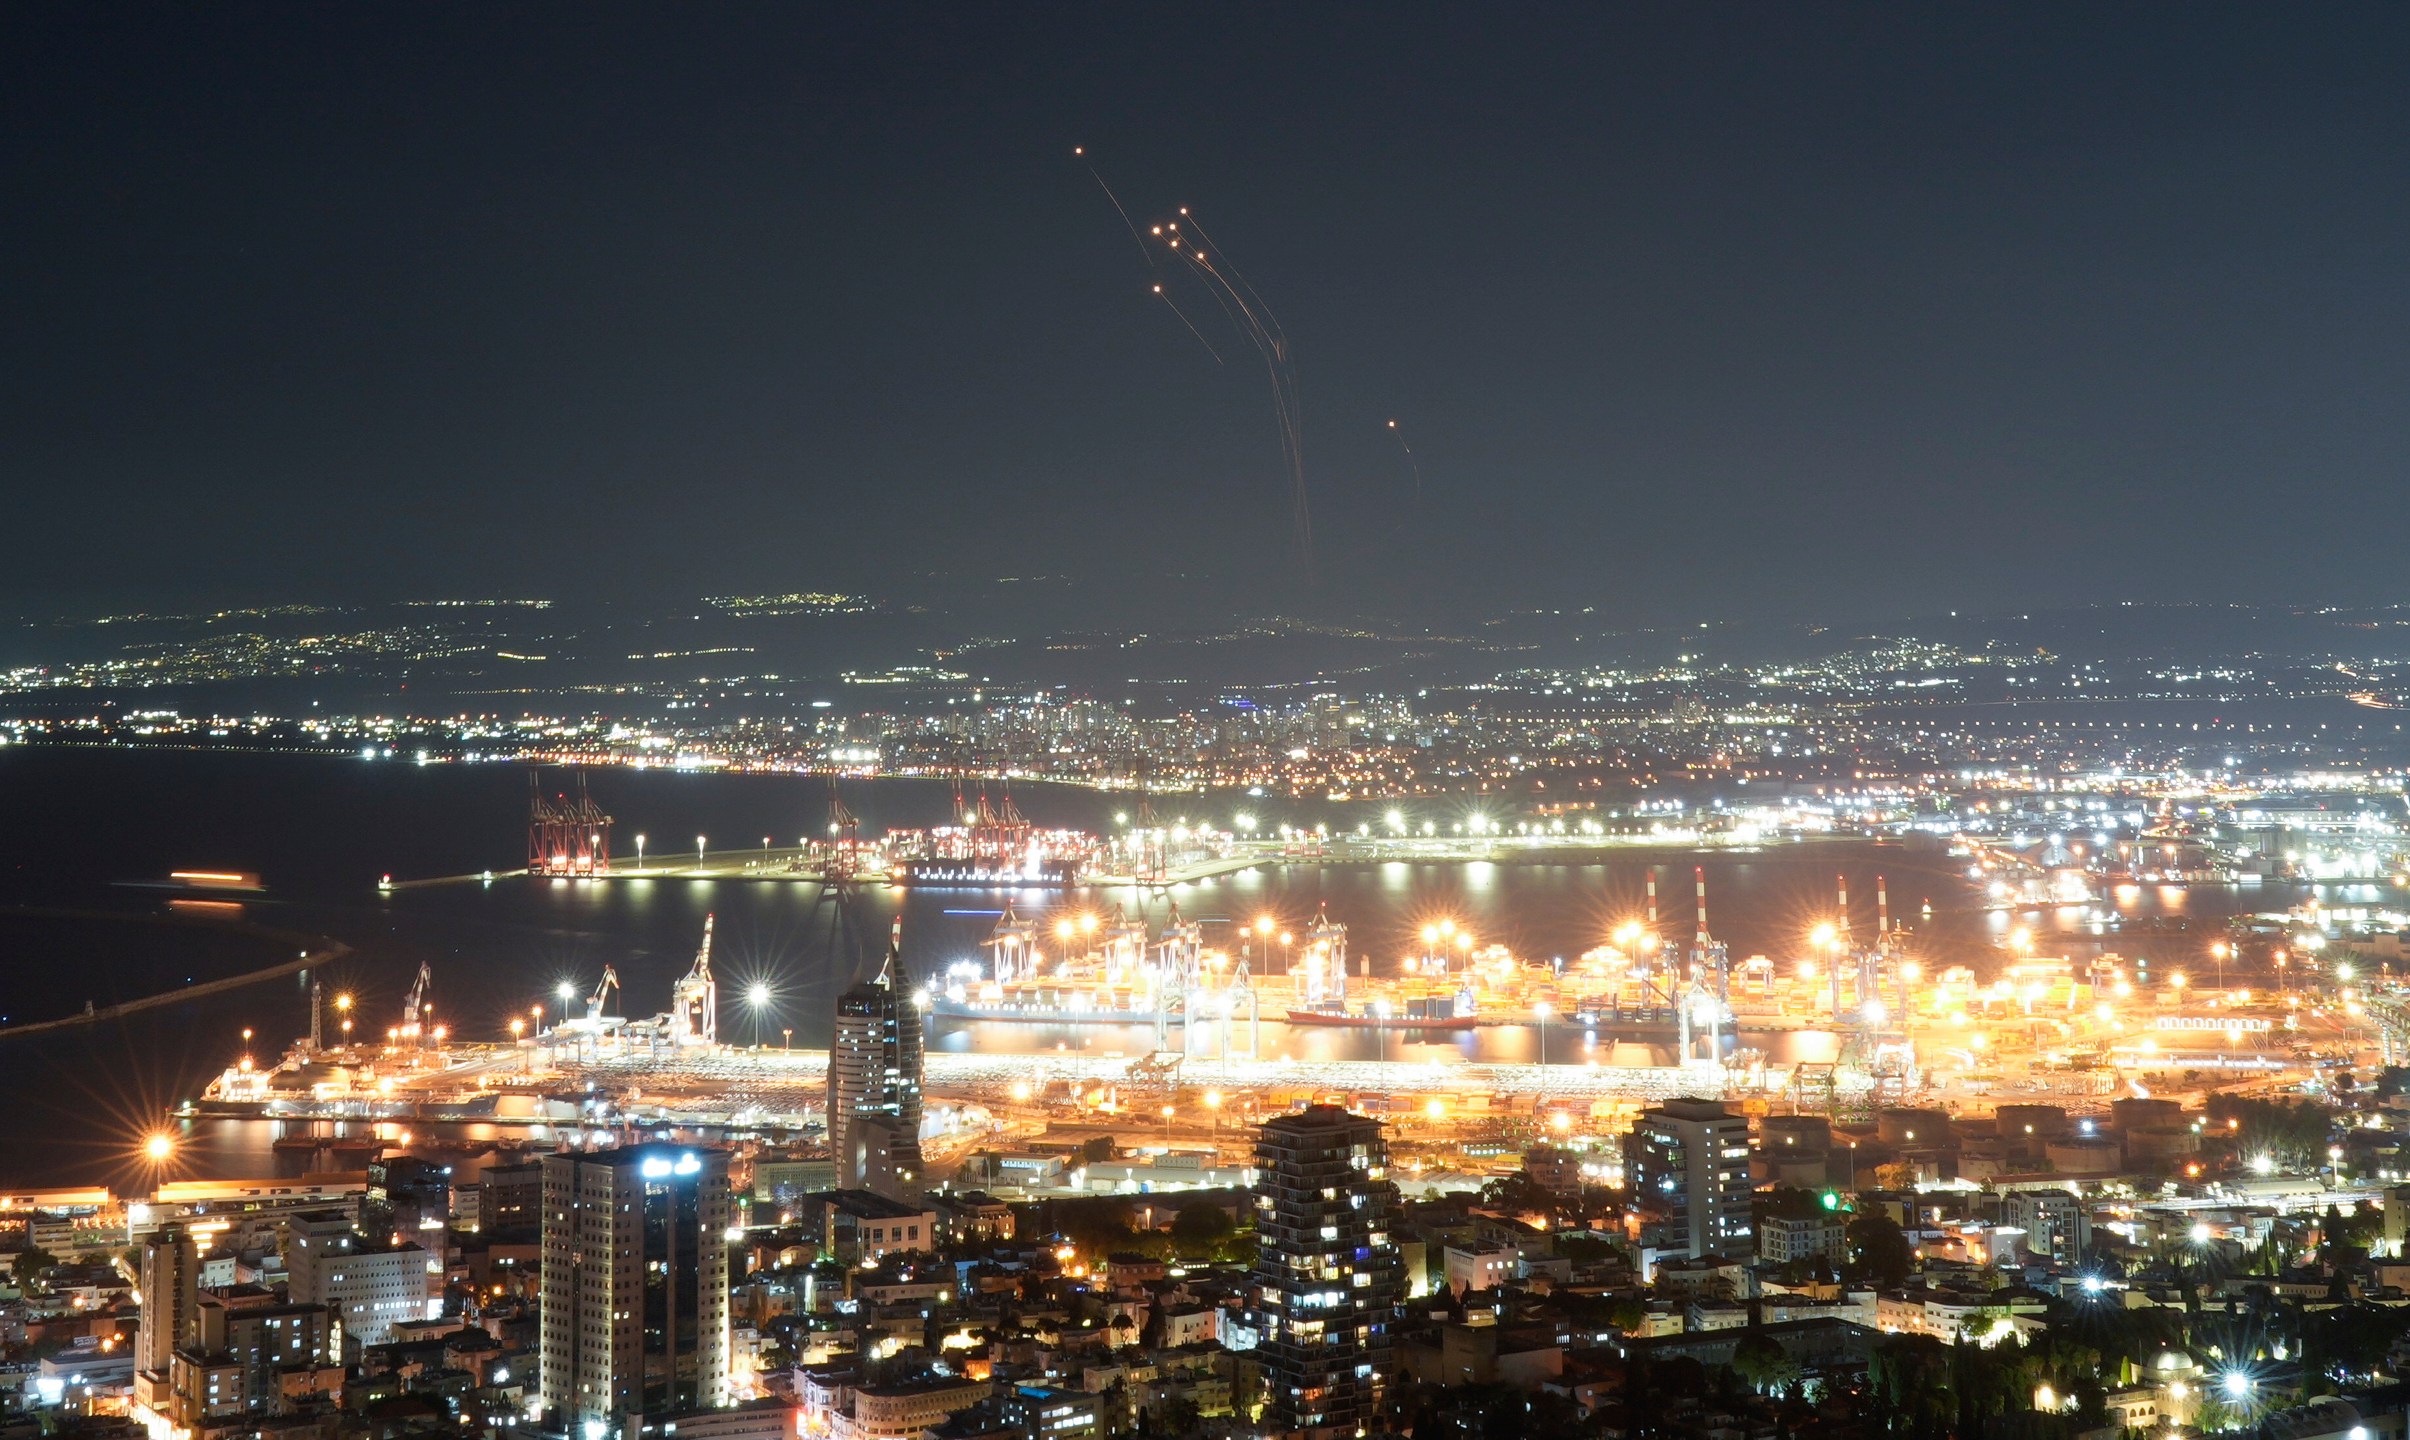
<box><xmin>746</xmin><ymin>983</ymin><xmax>771</xmax><ymax>1046</ymax></box>
<box><xmin>635</xmin><ymin>833</ymin><xmax>646</xmax><ymax>872</ymax></box>
<box><xmin>696</xmin><ymin>835</ymin><xmax>707</xmax><ymax>868</ymax></box>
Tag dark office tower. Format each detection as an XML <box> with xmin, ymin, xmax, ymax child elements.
<box><xmin>1250</xmin><ymin>1105</ymin><xmax>1404</xmax><ymax>1440</ymax></box>
<box><xmin>539</xmin><ymin>1147</ymin><xmax>731</xmax><ymax>1438</ymax></box>
<box><xmin>135</xmin><ymin>1223</ymin><xmax>198</xmax><ymax>1411</ymax></box>
<box><xmin>827</xmin><ymin>921</ymin><xmax>925</xmax><ymax>1195</ymax></box>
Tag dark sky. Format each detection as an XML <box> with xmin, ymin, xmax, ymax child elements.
<box><xmin>7</xmin><ymin>5</ymin><xmax>2409</xmax><ymax>624</ymax></box>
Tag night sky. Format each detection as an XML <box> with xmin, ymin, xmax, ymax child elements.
<box><xmin>7</xmin><ymin>6</ymin><xmax>2409</xmax><ymax>624</ymax></box>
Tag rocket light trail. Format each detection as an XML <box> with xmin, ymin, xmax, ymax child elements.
<box><xmin>1151</xmin><ymin>283</ymin><xmax>1223</xmax><ymax>364</ymax></box>
<box><xmin>1387</xmin><ymin>418</ymin><xmax>1421</xmax><ymax>502</ymax></box>
<box><xmin>1075</xmin><ymin>147</ymin><xmax>1313</xmax><ymax>575</ymax></box>
<box><xmin>1076</xmin><ymin>147</ymin><xmax>1224</xmax><ymax>364</ymax></box>
<box><xmin>1165</xmin><ymin>214</ymin><xmax>1312</xmax><ymax>574</ymax></box>
<box><xmin>1073</xmin><ymin>147</ymin><xmax>1150</xmax><ymax>263</ymax></box>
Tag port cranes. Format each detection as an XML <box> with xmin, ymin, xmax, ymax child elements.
<box><xmin>671</xmin><ymin>914</ymin><xmax>717</xmax><ymax>1047</ymax></box>
<box><xmin>585</xmin><ymin>966</ymin><xmax>621</xmax><ymax>1024</ymax></box>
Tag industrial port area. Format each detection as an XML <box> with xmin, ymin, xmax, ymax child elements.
<box><xmin>16</xmin><ymin>603</ymin><xmax>2410</xmax><ymax>1440</ymax></box>
<box><xmin>199</xmin><ymin>835</ymin><xmax>2395</xmax><ymax>1186</ymax></box>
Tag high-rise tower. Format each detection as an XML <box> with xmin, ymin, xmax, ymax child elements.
<box><xmin>135</xmin><ymin>1223</ymin><xmax>198</xmax><ymax>1411</ymax></box>
<box><xmin>1249</xmin><ymin>1105</ymin><xmax>1403</xmax><ymax>1440</ymax></box>
<box><xmin>539</xmin><ymin>1146</ymin><xmax>731</xmax><ymax>1436</ymax></box>
<box><xmin>827</xmin><ymin>920</ymin><xmax>925</xmax><ymax>1195</ymax></box>
<box><xmin>1625</xmin><ymin>1095</ymin><xmax>1755</xmax><ymax>1262</ymax></box>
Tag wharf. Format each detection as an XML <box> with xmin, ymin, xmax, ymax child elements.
<box><xmin>196</xmin><ymin>1041</ymin><xmax>1794</xmax><ymax>1133</ymax></box>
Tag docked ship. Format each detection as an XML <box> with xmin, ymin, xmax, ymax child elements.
<box><xmin>1281</xmin><ymin>1005</ymin><xmax>1475</xmax><ymax>1031</ymax></box>
<box><xmin>884</xmin><ymin>784</ymin><xmax>1094</xmax><ymax>888</ymax></box>
<box><xmin>922</xmin><ymin>870</ymin><xmax>1790</xmax><ymax>1062</ymax></box>
<box><xmin>920</xmin><ymin>869</ymin><xmax>1975</xmax><ymax>1083</ymax></box>
<box><xmin>927</xmin><ymin>904</ymin><xmax>1219</xmax><ymax>1031</ymax></box>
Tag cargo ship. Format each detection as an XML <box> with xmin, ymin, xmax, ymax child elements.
<box><xmin>918</xmin><ymin>871</ymin><xmax>1965</xmax><ymax>1069</ymax></box>
<box><xmin>882</xmin><ymin>785</ymin><xmax>1096</xmax><ymax>888</ymax></box>
<box><xmin>922</xmin><ymin>898</ymin><xmax>1743</xmax><ymax>1044</ymax></box>
<box><xmin>1283</xmin><ymin>1006</ymin><xmax>1475</xmax><ymax>1032</ymax></box>
<box><xmin>894</xmin><ymin>858</ymin><xmax>1081</xmax><ymax>888</ymax></box>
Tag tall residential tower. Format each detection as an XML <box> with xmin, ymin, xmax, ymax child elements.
<box><xmin>134</xmin><ymin>1223</ymin><xmax>198</xmax><ymax>1411</ymax></box>
<box><xmin>1249</xmin><ymin>1105</ymin><xmax>1403</xmax><ymax>1440</ymax></box>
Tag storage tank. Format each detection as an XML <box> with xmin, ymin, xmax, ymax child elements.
<box><xmin>2112</xmin><ymin>1096</ymin><xmax>2184</xmax><ymax>1132</ymax></box>
<box><xmin>2044</xmin><ymin>1136</ymin><xmax>2121</xmax><ymax>1175</ymax></box>
<box><xmin>1876</xmin><ymin>1109</ymin><xmax>1953</xmax><ymax>1148</ymax></box>
<box><xmin>1762</xmin><ymin>1115</ymin><xmax>1833</xmax><ymax>1156</ymax></box>
<box><xmin>1993</xmin><ymin>1104</ymin><xmax>2069</xmax><ymax>1145</ymax></box>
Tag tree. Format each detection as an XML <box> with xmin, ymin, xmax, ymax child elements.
<box><xmin>1846</xmin><ymin>1213</ymin><xmax>1914</xmax><ymax>1290</ymax></box>
<box><xmin>1051</xmin><ymin>1196</ymin><xmax>1142</xmax><ymax>1258</ymax></box>
<box><xmin>1151</xmin><ymin>1395</ymin><xmax>1200</xmax><ymax>1438</ymax></box>
<box><xmin>1169</xmin><ymin>1202</ymin><xmax>1234</xmax><ymax>1254</ymax></box>
<box><xmin>11</xmin><ymin>1248</ymin><xmax>56</xmax><ymax>1287</ymax></box>
<box><xmin>2302</xmin><ymin>1300</ymin><xmax>2410</xmax><ymax>1389</ymax></box>
<box><xmin>2204</xmin><ymin>1094</ymin><xmax>2334</xmax><ymax>1173</ymax></box>
<box><xmin>1555</xmin><ymin>1232</ymin><xmax>1625</xmax><ymax>1266</ymax></box>
<box><xmin>1731</xmin><ymin>1330</ymin><xmax>1803</xmax><ymax>1396</ymax></box>
<box><xmin>1476</xmin><ymin>1171</ymin><xmax>1560</xmax><ymax>1222</ymax></box>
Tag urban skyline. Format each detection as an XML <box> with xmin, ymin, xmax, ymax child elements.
<box><xmin>10</xmin><ymin>8</ymin><xmax>2410</xmax><ymax>1440</ymax></box>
